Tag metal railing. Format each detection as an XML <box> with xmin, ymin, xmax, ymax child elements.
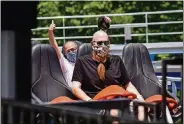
<box><xmin>157</xmin><ymin>76</ymin><xmax>182</xmax><ymax>98</ymax></box>
<box><xmin>157</xmin><ymin>76</ymin><xmax>182</xmax><ymax>82</ymax></box>
<box><xmin>2</xmin><ymin>98</ymin><xmax>160</xmax><ymax>124</ymax></box>
<box><xmin>31</xmin><ymin>10</ymin><xmax>183</xmax><ymax>43</ymax></box>
<box><xmin>161</xmin><ymin>59</ymin><xmax>183</xmax><ymax>122</ymax></box>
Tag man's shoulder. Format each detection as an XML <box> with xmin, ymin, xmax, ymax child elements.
<box><xmin>77</xmin><ymin>54</ymin><xmax>92</xmax><ymax>61</ymax></box>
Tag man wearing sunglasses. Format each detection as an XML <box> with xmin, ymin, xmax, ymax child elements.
<box><xmin>71</xmin><ymin>30</ymin><xmax>145</xmax><ymax>120</ymax></box>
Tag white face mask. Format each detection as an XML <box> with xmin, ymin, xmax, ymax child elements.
<box><xmin>92</xmin><ymin>42</ymin><xmax>110</xmax><ymax>58</ymax></box>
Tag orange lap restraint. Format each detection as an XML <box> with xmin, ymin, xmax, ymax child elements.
<box><xmin>50</xmin><ymin>85</ymin><xmax>136</xmax><ymax>104</ymax></box>
<box><xmin>50</xmin><ymin>85</ymin><xmax>177</xmax><ymax>110</ymax></box>
<box><xmin>50</xmin><ymin>96</ymin><xmax>77</xmax><ymax>104</ymax></box>
<box><xmin>145</xmin><ymin>95</ymin><xmax>177</xmax><ymax>110</ymax></box>
<box><xmin>93</xmin><ymin>85</ymin><xmax>136</xmax><ymax>100</ymax></box>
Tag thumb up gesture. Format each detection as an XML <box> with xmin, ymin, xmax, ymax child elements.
<box><xmin>48</xmin><ymin>20</ymin><xmax>56</xmax><ymax>32</ymax></box>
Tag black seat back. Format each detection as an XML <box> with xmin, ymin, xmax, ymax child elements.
<box><xmin>77</xmin><ymin>43</ymin><xmax>92</xmax><ymax>58</ymax></box>
<box><xmin>32</xmin><ymin>44</ymin><xmax>76</xmax><ymax>103</ymax></box>
<box><xmin>122</xmin><ymin>43</ymin><xmax>161</xmax><ymax>99</ymax></box>
<box><xmin>32</xmin><ymin>41</ymin><xmax>40</xmax><ymax>47</ymax></box>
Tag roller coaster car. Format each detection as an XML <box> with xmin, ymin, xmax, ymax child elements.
<box><xmin>32</xmin><ymin>42</ymin><xmax>181</xmax><ymax>123</ymax></box>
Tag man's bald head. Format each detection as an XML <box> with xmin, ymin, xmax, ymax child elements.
<box><xmin>92</xmin><ymin>30</ymin><xmax>109</xmax><ymax>42</ymax></box>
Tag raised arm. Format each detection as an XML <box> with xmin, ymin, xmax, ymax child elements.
<box><xmin>48</xmin><ymin>20</ymin><xmax>61</xmax><ymax>60</ymax></box>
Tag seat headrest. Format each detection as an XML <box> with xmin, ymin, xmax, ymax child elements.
<box><xmin>77</xmin><ymin>43</ymin><xmax>92</xmax><ymax>58</ymax></box>
<box><xmin>74</xmin><ymin>40</ymin><xmax>83</xmax><ymax>46</ymax></box>
<box><xmin>32</xmin><ymin>41</ymin><xmax>40</xmax><ymax>47</ymax></box>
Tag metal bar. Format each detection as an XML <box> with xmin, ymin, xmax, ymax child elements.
<box><xmin>30</xmin><ymin>112</ymin><xmax>35</xmax><ymax>124</ymax></box>
<box><xmin>133</xmin><ymin>101</ymin><xmax>158</xmax><ymax>123</ymax></box>
<box><xmin>31</xmin><ymin>33</ymin><xmax>146</xmax><ymax>41</ymax></box>
<box><xmin>1</xmin><ymin>106</ymin><xmax>4</xmax><ymax>124</ymax></box>
<box><xmin>161</xmin><ymin>59</ymin><xmax>183</xmax><ymax>122</ymax></box>
<box><xmin>31</xmin><ymin>32</ymin><xmax>183</xmax><ymax>41</ymax></box>
<box><xmin>19</xmin><ymin>109</ymin><xmax>25</xmax><ymax>124</ymax></box>
<box><xmin>31</xmin><ymin>23</ymin><xmax>147</xmax><ymax>31</ymax></box>
<box><xmin>37</xmin><ymin>13</ymin><xmax>145</xmax><ymax>20</ymax></box>
<box><xmin>148</xmin><ymin>21</ymin><xmax>183</xmax><ymax>25</ymax></box>
<box><xmin>157</xmin><ymin>76</ymin><xmax>182</xmax><ymax>82</ymax></box>
<box><xmin>31</xmin><ymin>21</ymin><xmax>182</xmax><ymax>31</ymax></box>
<box><xmin>161</xmin><ymin>60</ymin><xmax>167</xmax><ymax>122</ymax></box>
<box><xmin>63</xmin><ymin>17</ymin><xmax>66</xmax><ymax>43</ymax></box>
<box><xmin>145</xmin><ymin>14</ymin><xmax>149</xmax><ymax>43</ymax></box>
<box><xmin>2</xmin><ymin>98</ymin><xmax>165</xmax><ymax>123</ymax></box>
<box><xmin>148</xmin><ymin>32</ymin><xmax>183</xmax><ymax>36</ymax></box>
<box><xmin>36</xmin><ymin>10</ymin><xmax>183</xmax><ymax>20</ymax></box>
<box><xmin>152</xmin><ymin>104</ymin><xmax>157</xmax><ymax>122</ymax></box>
<box><xmin>49</xmin><ymin>42</ymin><xmax>183</xmax><ymax>50</ymax></box>
<box><xmin>7</xmin><ymin>105</ymin><xmax>13</xmax><ymax>124</ymax></box>
<box><xmin>47</xmin><ymin>98</ymin><xmax>132</xmax><ymax>109</ymax></box>
<box><xmin>146</xmin><ymin>10</ymin><xmax>183</xmax><ymax>15</ymax></box>
<box><xmin>181</xmin><ymin>65</ymin><xmax>183</xmax><ymax>124</ymax></box>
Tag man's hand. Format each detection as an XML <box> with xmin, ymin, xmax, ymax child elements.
<box><xmin>48</xmin><ymin>20</ymin><xmax>61</xmax><ymax>60</ymax></box>
<box><xmin>98</xmin><ymin>16</ymin><xmax>111</xmax><ymax>31</ymax></box>
<box><xmin>104</xmin><ymin>16</ymin><xmax>111</xmax><ymax>24</ymax></box>
<box><xmin>71</xmin><ymin>81</ymin><xmax>92</xmax><ymax>101</ymax></box>
<box><xmin>48</xmin><ymin>20</ymin><xmax>55</xmax><ymax>33</ymax></box>
<box><xmin>125</xmin><ymin>82</ymin><xmax>146</xmax><ymax>121</ymax></box>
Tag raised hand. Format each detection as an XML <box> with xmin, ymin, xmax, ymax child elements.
<box><xmin>48</xmin><ymin>20</ymin><xmax>56</xmax><ymax>32</ymax></box>
<box><xmin>98</xmin><ymin>16</ymin><xmax>111</xmax><ymax>31</ymax></box>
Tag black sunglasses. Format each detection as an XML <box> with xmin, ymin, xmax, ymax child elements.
<box><xmin>95</xmin><ymin>41</ymin><xmax>110</xmax><ymax>46</ymax></box>
<box><xmin>66</xmin><ymin>48</ymin><xmax>77</xmax><ymax>53</ymax></box>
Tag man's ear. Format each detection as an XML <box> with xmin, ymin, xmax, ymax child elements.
<box><xmin>62</xmin><ymin>46</ymin><xmax>67</xmax><ymax>58</ymax></box>
<box><xmin>90</xmin><ymin>41</ymin><xmax>93</xmax><ymax>46</ymax></box>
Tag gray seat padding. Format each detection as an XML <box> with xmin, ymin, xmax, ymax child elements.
<box><xmin>122</xmin><ymin>43</ymin><xmax>178</xmax><ymax>102</ymax></box>
<box><xmin>77</xmin><ymin>43</ymin><xmax>92</xmax><ymax>58</ymax></box>
<box><xmin>122</xmin><ymin>43</ymin><xmax>162</xmax><ymax>99</ymax></box>
<box><xmin>32</xmin><ymin>41</ymin><xmax>40</xmax><ymax>47</ymax></box>
<box><xmin>32</xmin><ymin>44</ymin><xmax>76</xmax><ymax>103</ymax></box>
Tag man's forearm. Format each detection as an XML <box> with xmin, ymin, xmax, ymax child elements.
<box><xmin>48</xmin><ymin>31</ymin><xmax>57</xmax><ymax>47</ymax></box>
<box><xmin>126</xmin><ymin>82</ymin><xmax>144</xmax><ymax>101</ymax></box>
<box><xmin>126</xmin><ymin>82</ymin><xmax>145</xmax><ymax>121</ymax></box>
<box><xmin>72</xmin><ymin>87</ymin><xmax>92</xmax><ymax>101</ymax></box>
<box><xmin>48</xmin><ymin>31</ymin><xmax>61</xmax><ymax>59</ymax></box>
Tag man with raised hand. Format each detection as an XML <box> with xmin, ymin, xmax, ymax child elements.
<box><xmin>48</xmin><ymin>20</ymin><xmax>78</xmax><ymax>87</ymax></box>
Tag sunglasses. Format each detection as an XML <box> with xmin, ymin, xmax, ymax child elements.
<box><xmin>66</xmin><ymin>48</ymin><xmax>77</xmax><ymax>53</ymax></box>
<box><xmin>94</xmin><ymin>41</ymin><xmax>110</xmax><ymax>46</ymax></box>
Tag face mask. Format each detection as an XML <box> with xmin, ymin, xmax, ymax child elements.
<box><xmin>65</xmin><ymin>51</ymin><xmax>77</xmax><ymax>63</ymax></box>
<box><xmin>92</xmin><ymin>42</ymin><xmax>109</xmax><ymax>58</ymax></box>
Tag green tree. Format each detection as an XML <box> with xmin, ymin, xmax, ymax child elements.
<box><xmin>32</xmin><ymin>1</ymin><xmax>183</xmax><ymax>46</ymax></box>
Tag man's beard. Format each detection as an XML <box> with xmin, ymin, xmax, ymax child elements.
<box><xmin>93</xmin><ymin>52</ymin><xmax>109</xmax><ymax>63</ymax></box>
<box><xmin>92</xmin><ymin>45</ymin><xmax>109</xmax><ymax>81</ymax></box>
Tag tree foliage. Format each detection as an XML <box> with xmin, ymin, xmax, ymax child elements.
<box><xmin>32</xmin><ymin>1</ymin><xmax>183</xmax><ymax>45</ymax></box>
